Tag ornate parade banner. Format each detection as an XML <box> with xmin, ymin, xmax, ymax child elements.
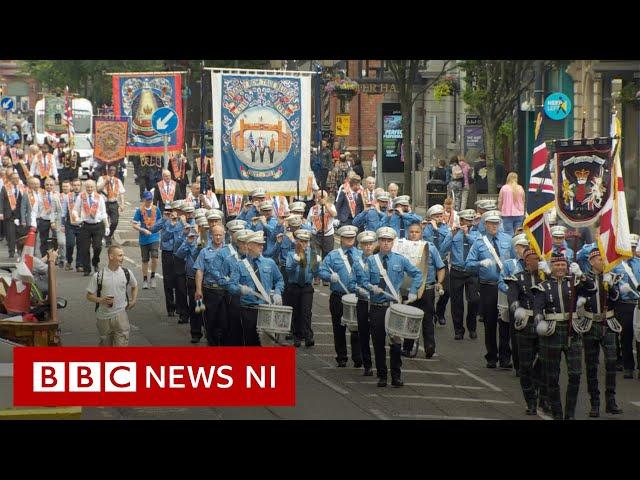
<box><xmin>93</xmin><ymin>117</ymin><xmax>129</xmax><ymax>164</ymax></box>
<box><xmin>211</xmin><ymin>71</ymin><xmax>311</xmax><ymax>195</ymax></box>
<box><xmin>112</xmin><ymin>73</ymin><xmax>183</xmax><ymax>154</ymax></box>
<box><xmin>554</xmin><ymin>138</ymin><xmax>613</xmax><ymax>227</ymax></box>
<box><xmin>44</xmin><ymin>95</ymin><xmax>67</xmax><ymax>136</ymax></box>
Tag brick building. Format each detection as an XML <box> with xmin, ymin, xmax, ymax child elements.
<box><xmin>0</xmin><ymin>60</ymin><xmax>38</xmax><ymax>114</ymax></box>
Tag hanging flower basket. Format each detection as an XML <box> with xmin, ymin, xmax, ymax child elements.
<box><xmin>325</xmin><ymin>78</ymin><xmax>359</xmax><ymax>101</ymax></box>
<box><xmin>433</xmin><ymin>75</ymin><xmax>459</xmax><ymax>101</ymax></box>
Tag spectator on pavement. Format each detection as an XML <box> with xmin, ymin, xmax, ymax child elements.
<box><xmin>498</xmin><ymin>172</ymin><xmax>526</xmax><ymax>235</ymax></box>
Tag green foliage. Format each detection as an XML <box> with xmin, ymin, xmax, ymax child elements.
<box><xmin>496</xmin><ymin>118</ymin><xmax>513</xmax><ymax>152</ymax></box>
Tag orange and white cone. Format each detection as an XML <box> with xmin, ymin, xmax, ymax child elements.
<box><xmin>4</xmin><ymin>227</ymin><xmax>37</xmax><ymax>314</ymax></box>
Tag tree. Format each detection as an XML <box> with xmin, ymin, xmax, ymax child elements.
<box><xmin>459</xmin><ymin>60</ymin><xmax>536</xmax><ymax>193</ymax></box>
<box><xmin>386</xmin><ymin>60</ymin><xmax>452</xmax><ymax>198</ymax></box>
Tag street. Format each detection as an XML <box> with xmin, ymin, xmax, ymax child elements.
<box><xmin>30</xmin><ymin>168</ymin><xmax>640</xmax><ymax>421</ymax></box>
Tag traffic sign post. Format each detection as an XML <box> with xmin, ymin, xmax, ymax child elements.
<box><xmin>151</xmin><ymin>107</ymin><xmax>179</xmax><ymax>171</ymax></box>
<box><xmin>0</xmin><ymin>97</ymin><xmax>14</xmax><ymax>111</ymax></box>
<box><xmin>163</xmin><ymin>135</ymin><xmax>169</xmax><ymax>170</ymax></box>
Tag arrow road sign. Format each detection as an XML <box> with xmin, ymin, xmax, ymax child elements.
<box><xmin>0</xmin><ymin>97</ymin><xmax>14</xmax><ymax>111</ymax></box>
<box><xmin>151</xmin><ymin>107</ymin><xmax>179</xmax><ymax>135</ymax></box>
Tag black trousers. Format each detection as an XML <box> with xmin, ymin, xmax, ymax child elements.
<box><xmin>65</xmin><ymin>221</ymin><xmax>81</xmax><ymax>267</ymax></box>
<box><xmin>186</xmin><ymin>277</ymin><xmax>203</xmax><ymax>339</ymax></box>
<box><xmin>226</xmin><ymin>295</ymin><xmax>243</xmax><ymax>346</ymax></box>
<box><xmin>479</xmin><ymin>283</ymin><xmax>511</xmax><ymax>364</ymax></box>
<box><xmin>78</xmin><ymin>222</ymin><xmax>104</xmax><ymax>271</ymax></box>
<box><xmin>175</xmin><ymin>273</ymin><xmax>188</xmax><ymax>321</ymax></box>
<box><xmin>203</xmin><ymin>288</ymin><xmax>228</xmax><ymax>346</ymax></box>
<box><xmin>288</xmin><ymin>284</ymin><xmax>314</xmax><ymax>341</ymax></box>
<box><xmin>36</xmin><ymin>218</ymin><xmax>53</xmax><ymax>257</ymax></box>
<box><xmin>614</xmin><ymin>303</ymin><xmax>637</xmax><ymax>371</ymax></box>
<box><xmin>329</xmin><ymin>292</ymin><xmax>362</xmax><ymax>364</ymax></box>
<box><xmin>3</xmin><ymin>216</ymin><xmax>18</xmax><ymax>255</ymax></box>
<box><xmin>239</xmin><ymin>306</ymin><xmax>261</xmax><ymax>346</ymax></box>
<box><xmin>315</xmin><ymin>233</ymin><xmax>335</xmax><ymax>259</ymax></box>
<box><xmin>370</xmin><ymin>304</ymin><xmax>402</xmax><ymax>380</ymax></box>
<box><xmin>161</xmin><ymin>250</ymin><xmax>176</xmax><ymax>314</ymax></box>
<box><xmin>105</xmin><ymin>202</ymin><xmax>119</xmax><ymax>243</ymax></box>
<box><xmin>509</xmin><ymin>312</ymin><xmax>520</xmax><ymax>373</ymax></box>
<box><xmin>403</xmin><ymin>290</ymin><xmax>436</xmax><ymax>353</ymax></box>
<box><xmin>449</xmin><ymin>268</ymin><xmax>479</xmax><ymax>335</ymax></box>
<box><xmin>356</xmin><ymin>298</ymin><xmax>372</xmax><ymax>369</ymax></box>
<box><xmin>435</xmin><ymin>265</ymin><xmax>450</xmax><ymax>321</ymax></box>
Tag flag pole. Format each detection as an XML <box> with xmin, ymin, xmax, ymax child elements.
<box><xmin>200</xmin><ymin>61</ymin><xmax>207</xmax><ymax>196</ymax></box>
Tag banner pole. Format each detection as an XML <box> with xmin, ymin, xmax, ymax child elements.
<box><xmin>200</xmin><ymin>60</ymin><xmax>207</xmax><ymax>195</ymax></box>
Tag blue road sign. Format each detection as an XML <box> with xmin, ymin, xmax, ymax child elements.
<box><xmin>0</xmin><ymin>97</ymin><xmax>14</xmax><ymax>111</ymax></box>
<box><xmin>544</xmin><ymin>92</ymin><xmax>572</xmax><ymax>121</ymax></box>
<box><xmin>151</xmin><ymin>107</ymin><xmax>179</xmax><ymax>135</ymax></box>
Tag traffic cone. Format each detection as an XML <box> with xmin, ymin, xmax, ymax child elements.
<box><xmin>4</xmin><ymin>227</ymin><xmax>36</xmax><ymax>314</ymax></box>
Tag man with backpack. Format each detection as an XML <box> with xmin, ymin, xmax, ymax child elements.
<box><xmin>86</xmin><ymin>245</ymin><xmax>139</xmax><ymax>346</ymax></box>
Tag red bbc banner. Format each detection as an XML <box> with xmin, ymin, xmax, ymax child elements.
<box><xmin>14</xmin><ymin>347</ymin><xmax>296</xmax><ymax>407</ymax></box>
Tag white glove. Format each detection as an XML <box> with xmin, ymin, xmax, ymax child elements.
<box><xmin>105</xmin><ymin>227</ymin><xmax>110</xmax><ymax>237</ymax></box>
<box><xmin>272</xmin><ymin>294</ymin><xmax>282</xmax><ymax>306</ymax></box>
<box><xmin>436</xmin><ymin>284</ymin><xmax>445</xmax><ymax>296</ymax></box>
<box><xmin>330</xmin><ymin>272</ymin><xmax>340</xmax><ymax>283</ymax></box>
<box><xmin>240</xmin><ymin>285</ymin><xmax>253</xmax><ymax>296</ymax></box>
<box><xmin>357</xmin><ymin>287</ymin><xmax>369</xmax><ymax>297</ymax></box>
<box><xmin>538</xmin><ymin>260</ymin><xmax>551</xmax><ymax>274</ymax></box>
<box><xmin>406</xmin><ymin>293</ymin><xmax>418</xmax><ymax>304</ymax></box>
<box><xmin>371</xmin><ymin>286</ymin><xmax>385</xmax><ymax>295</ymax></box>
<box><xmin>569</xmin><ymin>262</ymin><xmax>582</xmax><ymax>277</ymax></box>
<box><xmin>293</xmin><ymin>254</ymin><xmax>301</xmax><ymax>262</ymax></box>
<box><xmin>514</xmin><ymin>307</ymin><xmax>527</xmax><ymax>322</ymax></box>
<box><xmin>603</xmin><ymin>273</ymin><xmax>613</xmax><ymax>284</ymax></box>
<box><xmin>576</xmin><ymin>296</ymin><xmax>587</xmax><ymax>309</ymax></box>
<box><xmin>479</xmin><ymin>258</ymin><xmax>494</xmax><ymax>268</ymax></box>
<box><xmin>620</xmin><ymin>283</ymin><xmax>633</xmax><ymax>294</ymax></box>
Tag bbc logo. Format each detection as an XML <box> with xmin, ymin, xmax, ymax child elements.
<box><xmin>33</xmin><ymin>362</ymin><xmax>137</xmax><ymax>392</ymax></box>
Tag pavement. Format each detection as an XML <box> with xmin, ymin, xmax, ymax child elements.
<box><xmin>2</xmin><ymin>166</ymin><xmax>640</xmax><ymax>420</ymax></box>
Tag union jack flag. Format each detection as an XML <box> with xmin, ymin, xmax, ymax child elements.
<box><xmin>523</xmin><ymin>112</ymin><xmax>554</xmax><ymax>259</ymax></box>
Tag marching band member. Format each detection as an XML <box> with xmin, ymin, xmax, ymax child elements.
<box><xmin>532</xmin><ymin>253</ymin><xmax>584</xmax><ymax>420</ymax></box>
<box><xmin>62</xmin><ymin>178</ymin><xmax>83</xmax><ymax>271</ymax></box>
<box><xmin>20</xmin><ymin>176</ymin><xmax>41</xmax><ymax>230</ymax></box>
<box><xmin>354</xmin><ymin>230</ymin><xmax>377</xmax><ymax>376</ymax></box>
<box><xmin>379</xmin><ymin>195</ymin><xmax>421</xmax><ymax>239</ymax></box>
<box><xmin>285</xmin><ymin>229</ymin><xmax>320</xmax><ymax>347</ymax></box>
<box><xmin>289</xmin><ymin>201</ymin><xmax>307</xmax><ymax>217</ymax></box>
<box><xmin>72</xmin><ymin>179</ymin><xmax>109</xmax><ymax>276</ymax></box>
<box><xmin>153</xmin><ymin>169</ymin><xmax>179</xmax><ymax>212</ymax></box>
<box><xmin>319</xmin><ymin>225</ymin><xmax>363</xmax><ymax>368</ymax></box>
<box><xmin>422</xmin><ymin>204</ymin><xmax>451</xmax><ymax>325</ymax></box>
<box><xmin>505</xmin><ymin>248</ymin><xmax>546</xmax><ymax>415</ymax></box>
<box><xmin>237</xmin><ymin>188</ymin><xmax>266</xmax><ymax>223</ymax></box>
<box><xmin>97</xmin><ymin>165</ymin><xmax>125</xmax><ymax>247</ymax></box>
<box><xmin>308</xmin><ymin>191</ymin><xmax>337</xmax><ymax>284</ymax></box>
<box><xmin>335</xmin><ymin>174</ymin><xmax>364</xmax><ymax>227</ymax></box>
<box><xmin>399</xmin><ymin>222</ymin><xmax>445</xmax><ymax>359</ymax></box>
<box><xmin>251</xmin><ymin>200</ymin><xmax>281</xmax><ymax>259</ymax></box>
<box><xmin>194</xmin><ymin>224</ymin><xmax>227</xmax><ymax>346</ymax></box>
<box><xmin>353</xmin><ymin>191</ymin><xmax>388</xmax><ymax>232</ymax></box>
<box><xmin>612</xmin><ymin>233</ymin><xmax>640</xmax><ymax>379</ymax></box>
<box><xmin>30</xmin><ymin>143</ymin><xmax>58</xmax><ymax>187</ymax></box>
<box><xmin>170</xmin><ymin>200</ymin><xmax>192</xmax><ymax>325</ymax></box>
<box><xmin>578</xmin><ymin>248</ymin><xmax>623</xmax><ymax>417</ymax></box>
<box><xmin>361</xmin><ymin>227</ymin><xmax>422</xmax><ymax>387</ymax></box>
<box><xmin>0</xmin><ymin>172</ymin><xmax>25</xmax><ymax>258</ymax></box>
<box><xmin>439</xmin><ymin>209</ymin><xmax>480</xmax><ymax>340</ymax></box>
<box><xmin>550</xmin><ymin>225</ymin><xmax>575</xmax><ymax>262</ymax></box>
<box><xmin>219</xmin><ymin>228</ymin><xmax>251</xmax><ymax>345</ymax></box>
<box><xmin>34</xmin><ymin>177</ymin><xmax>61</xmax><ymax>257</ymax></box>
<box><xmin>465</xmin><ymin>210</ymin><xmax>514</xmax><ymax>369</ymax></box>
<box><xmin>175</xmin><ymin>226</ymin><xmax>202</xmax><ymax>341</ymax></box>
<box><xmin>131</xmin><ymin>190</ymin><xmax>161</xmax><ymax>288</ymax></box>
<box><xmin>229</xmin><ymin>231</ymin><xmax>284</xmax><ymax>346</ymax></box>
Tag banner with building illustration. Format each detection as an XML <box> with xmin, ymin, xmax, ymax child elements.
<box><xmin>554</xmin><ymin>138</ymin><xmax>613</xmax><ymax>227</ymax></box>
<box><xmin>112</xmin><ymin>73</ymin><xmax>183</xmax><ymax>154</ymax></box>
<box><xmin>44</xmin><ymin>95</ymin><xmax>67</xmax><ymax>136</ymax></box>
<box><xmin>211</xmin><ymin>72</ymin><xmax>311</xmax><ymax>195</ymax></box>
<box><xmin>93</xmin><ymin>117</ymin><xmax>129</xmax><ymax>164</ymax></box>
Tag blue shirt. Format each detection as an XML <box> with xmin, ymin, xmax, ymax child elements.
<box><xmin>319</xmin><ymin>247</ymin><xmax>361</xmax><ymax>294</ymax></box>
<box><xmin>229</xmin><ymin>255</ymin><xmax>284</xmax><ymax>306</ymax></box>
<box><xmin>465</xmin><ymin>233</ymin><xmax>513</xmax><ymax>282</ymax></box>
<box><xmin>209</xmin><ymin>243</ymin><xmax>239</xmax><ymax>286</ymax></box>
<box><xmin>422</xmin><ymin>222</ymin><xmax>450</xmax><ymax>249</ymax></box>
<box><xmin>380</xmin><ymin>212</ymin><xmax>422</xmax><ymax>239</ymax></box>
<box><xmin>361</xmin><ymin>252</ymin><xmax>422</xmax><ymax>303</ymax></box>
<box><xmin>499</xmin><ymin>258</ymin><xmax>524</xmax><ymax>293</ymax></box>
<box><xmin>252</xmin><ymin>216</ymin><xmax>281</xmax><ymax>258</ymax></box>
<box><xmin>439</xmin><ymin>228</ymin><xmax>480</xmax><ymax>269</ymax></box>
<box><xmin>576</xmin><ymin>242</ymin><xmax>596</xmax><ymax>273</ymax></box>
<box><xmin>276</xmin><ymin>231</ymin><xmax>297</xmax><ymax>266</ymax></box>
<box><xmin>149</xmin><ymin>217</ymin><xmax>184</xmax><ymax>251</ymax></box>
<box><xmin>237</xmin><ymin>205</ymin><xmax>259</xmax><ymax>223</ymax></box>
<box><xmin>613</xmin><ymin>257</ymin><xmax>640</xmax><ymax>302</ymax></box>
<box><xmin>133</xmin><ymin>207</ymin><xmax>161</xmax><ymax>246</ymax></box>
<box><xmin>221</xmin><ymin>251</ymin><xmax>244</xmax><ymax>292</ymax></box>
<box><xmin>552</xmin><ymin>242</ymin><xmax>575</xmax><ymax>263</ymax></box>
<box><xmin>285</xmin><ymin>249</ymin><xmax>320</xmax><ymax>285</ymax></box>
<box><xmin>175</xmin><ymin>240</ymin><xmax>200</xmax><ymax>278</ymax></box>
<box><xmin>193</xmin><ymin>245</ymin><xmax>224</xmax><ymax>284</ymax></box>
<box><xmin>353</xmin><ymin>207</ymin><xmax>385</xmax><ymax>232</ymax></box>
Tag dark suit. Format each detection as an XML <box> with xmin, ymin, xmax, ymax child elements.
<box><xmin>335</xmin><ymin>188</ymin><xmax>364</xmax><ymax>226</ymax></box>
<box><xmin>0</xmin><ymin>185</ymin><xmax>24</xmax><ymax>255</ymax></box>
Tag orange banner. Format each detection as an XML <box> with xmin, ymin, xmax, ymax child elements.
<box><xmin>94</xmin><ymin>117</ymin><xmax>128</xmax><ymax>163</ymax></box>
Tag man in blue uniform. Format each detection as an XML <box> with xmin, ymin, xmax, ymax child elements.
<box><xmin>237</xmin><ymin>188</ymin><xmax>266</xmax><ymax>223</ymax></box>
<box><xmin>551</xmin><ymin>225</ymin><xmax>575</xmax><ymax>263</ymax></box>
<box><xmin>353</xmin><ymin>230</ymin><xmax>377</xmax><ymax>376</ymax></box>
<box><xmin>252</xmin><ymin>200</ymin><xmax>282</xmax><ymax>259</ymax></box>
<box><xmin>379</xmin><ymin>195</ymin><xmax>422</xmax><ymax>239</ymax></box>
<box><xmin>352</xmin><ymin>191</ymin><xmax>389</xmax><ymax>232</ymax></box>
<box><xmin>175</xmin><ymin>227</ymin><xmax>205</xmax><ymax>342</ymax></box>
<box><xmin>422</xmin><ymin>204</ymin><xmax>451</xmax><ymax>325</ymax></box>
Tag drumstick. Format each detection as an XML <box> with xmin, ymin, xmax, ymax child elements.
<box><xmin>328</xmin><ymin>267</ymin><xmax>350</xmax><ymax>294</ymax></box>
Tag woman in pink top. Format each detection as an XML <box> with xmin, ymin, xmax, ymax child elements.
<box><xmin>498</xmin><ymin>172</ymin><xmax>526</xmax><ymax>235</ymax></box>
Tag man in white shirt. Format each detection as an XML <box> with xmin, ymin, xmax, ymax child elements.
<box><xmin>86</xmin><ymin>245</ymin><xmax>138</xmax><ymax>346</ymax></box>
<box><xmin>35</xmin><ymin>177</ymin><xmax>61</xmax><ymax>257</ymax></box>
<box><xmin>72</xmin><ymin>179</ymin><xmax>109</xmax><ymax>276</ymax></box>
<box><xmin>30</xmin><ymin>143</ymin><xmax>58</xmax><ymax>187</ymax></box>
<box><xmin>307</xmin><ymin>190</ymin><xmax>337</xmax><ymax>284</ymax></box>
<box><xmin>97</xmin><ymin>165</ymin><xmax>125</xmax><ymax>247</ymax></box>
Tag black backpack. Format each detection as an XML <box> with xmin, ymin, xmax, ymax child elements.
<box><xmin>95</xmin><ymin>267</ymin><xmax>132</xmax><ymax>312</ymax></box>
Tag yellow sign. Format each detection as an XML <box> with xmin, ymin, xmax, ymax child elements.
<box><xmin>335</xmin><ymin>114</ymin><xmax>351</xmax><ymax>137</ymax></box>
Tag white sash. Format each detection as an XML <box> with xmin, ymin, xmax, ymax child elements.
<box><xmin>338</xmin><ymin>248</ymin><xmax>352</xmax><ymax>276</ymax></box>
<box><xmin>482</xmin><ymin>236</ymin><xmax>504</xmax><ymax>271</ymax></box>
<box><xmin>228</xmin><ymin>244</ymin><xmax>237</xmax><ymax>259</ymax></box>
<box><xmin>374</xmin><ymin>254</ymin><xmax>400</xmax><ymax>302</ymax></box>
<box><xmin>242</xmin><ymin>258</ymin><xmax>271</xmax><ymax>304</ymax></box>
<box><xmin>621</xmin><ymin>262</ymin><xmax>639</xmax><ymax>290</ymax></box>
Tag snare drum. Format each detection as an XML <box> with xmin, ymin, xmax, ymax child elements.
<box><xmin>256</xmin><ymin>304</ymin><xmax>293</xmax><ymax>334</ymax></box>
<box><xmin>385</xmin><ymin>303</ymin><xmax>423</xmax><ymax>340</ymax></box>
<box><xmin>341</xmin><ymin>294</ymin><xmax>359</xmax><ymax>331</ymax></box>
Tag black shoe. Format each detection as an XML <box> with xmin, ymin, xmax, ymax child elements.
<box><xmin>541</xmin><ymin>401</ymin><xmax>552</xmax><ymax>415</ymax></box>
<box><xmin>363</xmin><ymin>367</ymin><xmax>373</xmax><ymax>376</ymax></box>
<box><xmin>606</xmin><ymin>399</ymin><xmax>623</xmax><ymax>415</ymax></box>
<box><xmin>454</xmin><ymin>333</ymin><xmax>464</xmax><ymax>340</ymax></box>
<box><xmin>424</xmin><ymin>345</ymin><xmax>435</xmax><ymax>359</ymax></box>
<box><xmin>305</xmin><ymin>339</ymin><xmax>315</xmax><ymax>347</ymax></box>
<box><xmin>190</xmin><ymin>336</ymin><xmax>201</xmax><ymax>344</ymax></box>
<box><xmin>377</xmin><ymin>377</ymin><xmax>387</xmax><ymax>387</ymax></box>
<box><xmin>525</xmin><ymin>400</ymin><xmax>537</xmax><ymax>415</ymax></box>
<box><xmin>624</xmin><ymin>370</ymin><xmax>634</xmax><ymax>379</ymax></box>
<box><xmin>293</xmin><ymin>339</ymin><xmax>301</xmax><ymax>348</ymax></box>
<box><xmin>616</xmin><ymin>364</ymin><xmax>624</xmax><ymax>372</ymax></box>
<box><xmin>337</xmin><ymin>360</ymin><xmax>347</xmax><ymax>368</ymax></box>
<box><xmin>486</xmin><ymin>362</ymin><xmax>497</xmax><ymax>369</ymax></box>
<box><xmin>437</xmin><ymin>316</ymin><xmax>446</xmax><ymax>326</ymax></box>
<box><xmin>469</xmin><ymin>331</ymin><xmax>477</xmax><ymax>339</ymax></box>
<box><xmin>353</xmin><ymin>361</ymin><xmax>363</xmax><ymax>368</ymax></box>
<box><xmin>589</xmin><ymin>406</ymin><xmax>600</xmax><ymax>418</ymax></box>
<box><xmin>499</xmin><ymin>361</ymin><xmax>513</xmax><ymax>370</ymax></box>
<box><xmin>391</xmin><ymin>378</ymin><xmax>404</xmax><ymax>388</ymax></box>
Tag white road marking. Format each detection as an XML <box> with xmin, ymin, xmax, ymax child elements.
<box><xmin>311</xmin><ymin>353</ymin><xmax>439</xmax><ymax>362</ymax></box>
<box><xmin>322</xmin><ymin>367</ymin><xmax>459</xmax><ymax>376</ymax></box>
<box><xmin>458</xmin><ymin>368</ymin><xmax>503</xmax><ymax>392</ymax></box>
<box><xmin>306</xmin><ymin>370</ymin><xmax>349</xmax><ymax>395</ymax></box>
<box><xmin>631</xmin><ymin>401</ymin><xmax>640</xmax><ymax>408</ymax></box>
<box><xmin>124</xmin><ymin>256</ymin><xmax>163</xmax><ymax>279</ymax></box>
<box><xmin>369</xmin><ymin>409</ymin><xmax>390</xmax><ymax>420</ymax></box>
<box><xmin>317</xmin><ymin>292</ymin><xmax>329</xmax><ymax>297</ymax></box>
<box><xmin>346</xmin><ymin>381</ymin><xmax>485</xmax><ymax>390</ymax></box>
<box><xmin>366</xmin><ymin>394</ymin><xmax>515</xmax><ymax>405</ymax></box>
<box><xmin>395</xmin><ymin>414</ymin><xmax>498</xmax><ymax>420</ymax></box>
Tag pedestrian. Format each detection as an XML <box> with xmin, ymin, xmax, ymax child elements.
<box><xmin>442</xmin><ymin>197</ymin><xmax>458</xmax><ymax>228</ymax></box>
<box><xmin>351</xmin><ymin>155</ymin><xmax>364</xmax><ymax>179</ymax></box>
<box><xmin>0</xmin><ymin>172</ymin><xmax>25</xmax><ymax>258</ymax></box>
<box><xmin>307</xmin><ymin>190</ymin><xmax>337</xmax><ymax>279</ymax></box>
<box><xmin>473</xmin><ymin>153</ymin><xmax>489</xmax><ymax>195</ymax></box>
<box><xmin>457</xmin><ymin>155</ymin><xmax>472</xmax><ymax>210</ymax></box>
<box><xmin>97</xmin><ymin>165</ymin><xmax>125</xmax><ymax>247</ymax></box>
<box><xmin>131</xmin><ymin>190</ymin><xmax>161</xmax><ymax>289</ymax></box>
<box><xmin>86</xmin><ymin>245</ymin><xmax>138</xmax><ymax>347</ymax></box>
<box><xmin>498</xmin><ymin>172</ymin><xmax>526</xmax><ymax>235</ymax></box>
<box><xmin>431</xmin><ymin>159</ymin><xmax>449</xmax><ymax>183</ymax></box>
<box><xmin>447</xmin><ymin>156</ymin><xmax>464</xmax><ymax>211</ymax></box>
<box><xmin>326</xmin><ymin>154</ymin><xmax>352</xmax><ymax>198</ymax></box>
<box><xmin>387</xmin><ymin>183</ymin><xmax>399</xmax><ymax>203</ymax></box>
